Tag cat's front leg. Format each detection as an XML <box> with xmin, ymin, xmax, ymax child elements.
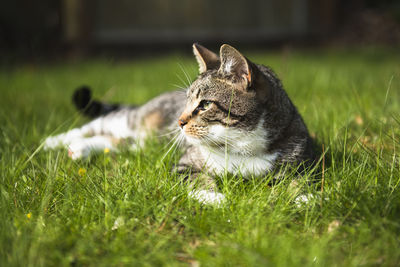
<box><xmin>187</xmin><ymin>173</ymin><xmax>225</xmax><ymax>206</ymax></box>
<box><xmin>175</xmin><ymin>148</ymin><xmax>225</xmax><ymax>206</ymax></box>
<box><xmin>181</xmin><ymin>171</ymin><xmax>225</xmax><ymax>206</ymax></box>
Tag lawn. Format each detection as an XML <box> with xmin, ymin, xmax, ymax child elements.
<box><xmin>1</xmin><ymin>47</ymin><xmax>400</xmax><ymax>266</ymax></box>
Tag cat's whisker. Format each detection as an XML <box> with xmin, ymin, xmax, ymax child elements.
<box><xmin>204</xmin><ymin>136</ymin><xmax>248</xmax><ymax>157</ymax></box>
<box><xmin>170</xmin><ymin>133</ymin><xmax>185</xmax><ymax>157</ymax></box>
<box><xmin>178</xmin><ymin>63</ymin><xmax>193</xmax><ymax>88</ymax></box>
<box><xmin>212</xmin><ymin>134</ymin><xmax>252</xmax><ymax>155</ymax></box>
<box><xmin>157</xmin><ymin>127</ymin><xmax>180</xmax><ymax>138</ymax></box>
<box><xmin>159</xmin><ymin>133</ymin><xmax>184</xmax><ymax>156</ymax></box>
<box><xmin>160</xmin><ymin>131</ymin><xmax>185</xmax><ymax>162</ymax></box>
<box><xmin>170</xmin><ymin>83</ymin><xmax>188</xmax><ymax>91</ymax></box>
<box><xmin>175</xmin><ymin>73</ymin><xmax>189</xmax><ymax>89</ymax></box>
<box><xmin>160</xmin><ymin>130</ymin><xmax>182</xmax><ymax>151</ymax></box>
<box><xmin>203</xmin><ymin>136</ymin><xmax>229</xmax><ymax>151</ymax></box>
<box><xmin>213</xmin><ymin>135</ymin><xmax>236</xmax><ymax>147</ymax></box>
<box><xmin>157</xmin><ymin>131</ymin><xmax>182</xmax><ymax>159</ymax></box>
<box><xmin>167</xmin><ymin>133</ymin><xmax>186</xmax><ymax>160</ymax></box>
<box><xmin>161</xmin><ymin>137</ymin><xmax>180</xmax><ymax>161</ymax></box>
<box><xmin>178</xmin><ymin>88</ymin><xmax>188</xmax><ymax>93</ymax></box>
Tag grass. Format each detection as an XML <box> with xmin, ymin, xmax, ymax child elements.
<box><xmin>1</xmin><ymin>47</ymin><xmax>400</xmax><ymax>266</ymax></box>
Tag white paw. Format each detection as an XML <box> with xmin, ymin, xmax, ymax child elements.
<box><xmin>189</xmin><ymin>190</ymin><xmax>226</xmax><ymax>206</ymax></box>
<box><xmin>67</xmin><ymin>136</ymin><xmax>113</xmax><ymax>160</ymax></box>
<box><xmin>44</xmin><ymin>129</ymin><xmax>83</xmax><ymax>150</ymax></box>
<box><xmin>68</xmin><ymin>140</ymin><xmax>92</xmax><ymax>160</ymax></box>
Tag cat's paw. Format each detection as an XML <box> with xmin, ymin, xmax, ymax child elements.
<box><xmin>67</xmin><ymin>136</ymin><xmax>114</xmax><ymax>160</ymax></box>
<box><xmin>189</xmin><ymin>190</ymin><xmax>225</xmax><ymax>206</ymax></box>
<box><xmin>43</xmin><ymin>129</ymin><xmax>83</xmax><ymax>150</ymax></box>
<box><xmin>67</xmin><ymin>140</ymin><xmax>92</xmax><ymax>160</ymax></box>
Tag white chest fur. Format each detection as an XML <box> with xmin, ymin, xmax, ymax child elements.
<box><xmin>200</xmin><ymin>147</ymin><xmax>278</xmax><ymax>178</ymax></box>
<box><xmin>198</xmin><ymin>117</ymin><xmax>278</xmax><ymax>178</ymax></box>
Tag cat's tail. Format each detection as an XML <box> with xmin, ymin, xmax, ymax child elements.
<box><xmin>72</xmin><ymin>86</ymin><xmax>125</xmax><ymax>118</ymax></box>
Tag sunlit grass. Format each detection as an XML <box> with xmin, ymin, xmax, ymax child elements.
<box><xmin>1</xmin><ymin>47</ymin><xmax>400</xmax><ymax>266</ymax></box>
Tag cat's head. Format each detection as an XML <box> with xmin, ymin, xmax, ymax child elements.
<box><xmin>179</xmin><ymin>44</ymin><xmax>272</xmax><ymax>153</ymax></box>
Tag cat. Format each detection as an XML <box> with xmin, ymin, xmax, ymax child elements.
<box><xmin>44</xmin><ymin>44</ymin><xmax>316</xmax><ymax>205</ymax></box>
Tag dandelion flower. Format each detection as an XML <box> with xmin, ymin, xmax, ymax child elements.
<box><xmin>26</xmin><ymin>213</ymin><xmax>32</xmax><ymax>219</ymax></box>
<box><xmin>78</xmin><ymin>168</ymin><xmax>86</xmax><ymax>176</ymax></box>
<box><xmin>104</xmin><ymin>148</ymin><xmax>110</xmax><ymax>154</ymax></box>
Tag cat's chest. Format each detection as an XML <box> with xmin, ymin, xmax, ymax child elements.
<box><xmin>200</xmin><ymin>148</ymin><xmax>278</xmax><ymax>178</ymax></box>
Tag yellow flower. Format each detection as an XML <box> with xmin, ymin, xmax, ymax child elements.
<box><xmin>26</xmin><ymin>213</ymin><xmax>32</xmax><ymax>219</ymax></box>
<box><xmin>78</xmin><ymin>168</ymin><xmax>86</xmax><ymax>176</ymax></box>
<box><xmin>104</xmin><ymin>148</ymin><xmax>110</xmax><ymax>154</ymax></box>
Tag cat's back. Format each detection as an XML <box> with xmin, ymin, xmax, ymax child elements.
<box><xmin>128</xmin><ymin>90</ymin><xmax>186</xmax><ymax>132</ymax></box>
<box><xmin>255</xmin><ymin>64</ymin><xmax>316</xmax><ymax>168</ymax></box>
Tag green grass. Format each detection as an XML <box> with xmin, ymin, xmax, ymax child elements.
<box><xmin>1</xmin><ymin>47</ymin><xmax>400</xmax><ymax>266</ymax></box>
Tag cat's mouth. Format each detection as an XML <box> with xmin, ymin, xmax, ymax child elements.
<box><xmin>181</xmin><ymin>125</ymin><xmax>208</xmax><ymax>142</ymax></box>
<box><xmin>181</xmin><ymin>124</ymin><xmax>233</xmax><ymax>149</ymax></box>
<box><xmin>183</xmin><ymin>123</ymin><xmax>264</xmax><ymax>156</ymax></box>
<box><xmin>183</xmin><ymin>133</ymin><xmax>227</xmax><ymax>151</ymax></box>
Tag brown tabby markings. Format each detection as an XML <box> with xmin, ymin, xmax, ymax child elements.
<box><xmin>142</xmin><ymin>111</ymin><xmax>164</xmax><ymax>131</ymax></box>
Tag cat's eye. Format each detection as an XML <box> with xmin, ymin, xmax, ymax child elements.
<box><xmin>197</xmin><ymin>100</ymin><xmax>212</xmax><ymax>111</ymax></box>
<box><xmin>201</xmin><ymin>100</ymin><xmax>213</xmax><ymax>110</ymax></box>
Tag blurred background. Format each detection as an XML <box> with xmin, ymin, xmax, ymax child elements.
<box><xmin>1</xmin><ymin>0</ymin><xmax>400</xmax><ymax>61</ymax></box>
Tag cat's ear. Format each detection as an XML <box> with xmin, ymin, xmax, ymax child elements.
<box><xmin>218</xmin><ymin>44</ymin><xmax>252</xmax><ymax>86</ymax></box>
<box><xmin>193</xmin><ymin>43</ymin><xmax>220</xmax><ymax>73</ymax></box>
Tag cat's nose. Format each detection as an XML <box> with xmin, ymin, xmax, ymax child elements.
<box><xmin>178</xmin><ymin>118</ymin><xmax>188</xmax><ymax>128</ymax></box>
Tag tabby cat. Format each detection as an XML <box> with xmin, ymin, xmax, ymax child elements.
<box><xmin>44</xmin><ymin>44</ymin><xmax>315</xmax><ymax>204</ymax></box>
